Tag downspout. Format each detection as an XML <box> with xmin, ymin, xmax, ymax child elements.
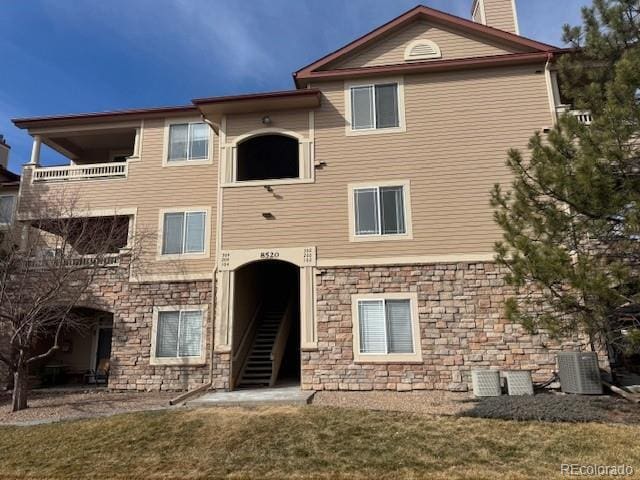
<box><xmin>202</xmin><ymin>114</ymin><xmax>224</xmax><ymax>388</ymax></box>
<box><xmin>169</xmin><ymin>114</ymin><xmax>219</xmax><ymax>404</ymax></box>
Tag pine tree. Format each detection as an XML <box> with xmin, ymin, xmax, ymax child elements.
<box><xmin>491</xmin><ymin>0</ymin><xmax>640</xmax><ymax>355</ymax></box>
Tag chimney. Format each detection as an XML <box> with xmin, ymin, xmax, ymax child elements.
<box><xmin>0</xmin><ymin>135</ymin><xmax>9</xmax><ymax>170</ymax></box>
<box><xmin>471</xmin><ymin>0</ymin><xmax>520</xmax><ymax>35</ymax></box>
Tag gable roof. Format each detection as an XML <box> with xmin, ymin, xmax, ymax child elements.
<box><xmin>294</xmin><ymin>4</ymin><xmax>559</xmax><ymax>86</ymax></box>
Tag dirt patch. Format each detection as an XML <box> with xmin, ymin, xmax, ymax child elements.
<box><xmin>0</xmin><ymin>388</ymin><xmax>175</xmax><ymax>425</ymax></box>
<box><xmin>312</xmin><ymin>390</ymin><xmax>476</xmax><ymax>416</ymax></box>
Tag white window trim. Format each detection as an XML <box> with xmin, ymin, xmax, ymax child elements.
<box><xmin>344</xmin><ymin>77</ymin><xmax>406</xmax><ymax>136</ymax></box>
<box><xmin>150</xmin><ymin>304</ymin><xmax>208</xmax><ymax>366</ymax></box>
<box><xmin>221</xmin><ymin>127</ymin><xmax>315</xmax><ymax>187</ymax></box>
<box><xmin>351</xmin><ymin>292</ymin><xmax>422</xmax><ymax>363</ymax></box>
<box><xmin>347</xmin><ymin>179</ymin><xmax>413</xmax><ymax>242</ymax></box>
<box><xmin>162</xmin><ymin>118</ymin><xmax>214</xmax><ymax>167</ymax></box>
<box><xmin>0</xmin><ymin>194</ymin><xmax>17</xmax><ymax>226</ymax></box>
<box><xmin>157</xmin><ymin>207</ymin><xmax>211</xmax><ymax>260</ymax></box>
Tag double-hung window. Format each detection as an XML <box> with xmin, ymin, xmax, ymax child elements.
<box><xmin>353</xmin><ymin>185</ymin><xmax>407</xmax><ymax>237</ymax></box>
<box><xmin>0</xmin><ymin>195</ymin><xmax>15</xmax><ymax>225</ymax></box>
<box><xmin>352</xmin><ymin>293</ymin><xmax>421</xmax><ymax>362</ymax></box>
<box><xmin>153</xmin><ymin>309</ymin><xmax>205</xmax><ymax>364</ymax></box>
<box><xmin>167</xmin><ymin>122</ymin><xmax>209</xmax><ymax>162</ymax></box>
<box><xmin>162</xmin><ymin>211</ymin><xmax>206</xmax><ymax>255</ymax></box>
<box><xmin>350</xmin><ymin>82</ymin><xmax>400</xmax><ymax>131</ymax></box>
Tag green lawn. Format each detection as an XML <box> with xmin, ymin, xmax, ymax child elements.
<box><xmin>0</xmin><ymin>406</ymin><xmax>638</xmax><ymax>479</ymax></box>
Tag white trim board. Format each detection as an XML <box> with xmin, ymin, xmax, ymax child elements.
<box><xmin>317</xmin><ymin>253</ymin><xmax>496</xmax><ymax>267</ymax></box>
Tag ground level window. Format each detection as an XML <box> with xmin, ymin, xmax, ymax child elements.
<box><xmin>358</xmin><ymin>299</ymin><xmax>414</xmax><ymax>354</ymax></box>
<box><xmin>0</xmin><ymin>195</ymin><xmax>15</xmax><ymax>225</ymax></box>
<box><xmin>156</xmin><ymin>310</ymin><xmax>203</xmax><ymax>358</ymax></box>
<box><xmin>351</xmin><ymin>293</ymin><xmax>421</xmax><ymax>362</ymax></box>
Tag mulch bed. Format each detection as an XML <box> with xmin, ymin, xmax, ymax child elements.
<box><xmin>461</xmin><ymin>392</ymin><xmax>640</xmax><ymax>424</ymax></box>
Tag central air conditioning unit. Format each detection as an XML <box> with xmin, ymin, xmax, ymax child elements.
<box><xmin>557</xmin><ymin>352</ymin><xmax>603</xmax><ymax>395</ymax></box>
<box><xmin>471</xmin><ymin>370</ymin><xmax>502</xmax><ymax>397</ymax></box>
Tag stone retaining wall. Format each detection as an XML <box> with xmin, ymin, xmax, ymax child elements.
<box><xmin>303</xmin><ymin>262</ymin><xmax>604</xmax><ymax>392</ymax></box>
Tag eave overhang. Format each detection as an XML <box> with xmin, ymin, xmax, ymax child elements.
<box><xmin>12</xmin><ymin>105</ymin><xmax>198</xmax><ymax>130</ymax></box>
<box><xmin>193</xmin><ymin>89</ymin><xmax>322</xmax><ymax>131</ymax></box>
<box><xmin>294</xmin><ymin>51</ymin><xmax>558</xmax><ymax>86</ymax></box>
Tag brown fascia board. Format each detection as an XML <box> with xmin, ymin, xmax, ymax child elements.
<box><xmin>296</xmin><ymin>51</ymin><xmax>556</xmax><ymax>85</ymax></box>
<box><xmin>293</xmin><ymin>4</ymin><xmax>558</xmax><ymax>82</ymax></box>
<box><xmin>192</xmin><ymin>88</ymin><xmax>321</xmax><ymax>105</ymax></box>
<box><xmin>12</xmin><ymin>105</ymin><xmax>198</xmax><ymax>129</ymax></box>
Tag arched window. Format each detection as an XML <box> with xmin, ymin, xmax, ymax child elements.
<box><xmin>236</xmin><ymin>134</ymin><xmax>299</xmax><ymax>182</ymax></box>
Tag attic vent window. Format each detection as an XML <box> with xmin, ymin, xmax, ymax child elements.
<box><xmin>403</xmin><ymin>40</ymin><xmax>442</xmax><ymax>62</ymax></box>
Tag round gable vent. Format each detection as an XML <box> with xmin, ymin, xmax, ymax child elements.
<box><xmin>404</xmin><ymin>39</ymin><xmax>442</xmax><ymax>62</ymax></box>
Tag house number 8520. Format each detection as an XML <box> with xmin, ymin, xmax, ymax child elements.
<box><xmin>260</xmin><ymin>251</ymin><xmax>280</xmax><ymax>259</ymax></box>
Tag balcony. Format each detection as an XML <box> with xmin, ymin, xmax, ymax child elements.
<box><xmin>24</xmin><ymin>123</ymin><xmax>139</xmax><ymax>183</ymax></box>
<box><xmin>32</xmin><ymin>161</ymin><xmax>127</xmax><ymax>182</ymax></box>
<box><xmin>556</xmin><ymin>104</ymin><xmax>593</xmax><ymax>125</ymax></box>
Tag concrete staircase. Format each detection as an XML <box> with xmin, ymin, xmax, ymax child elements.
<box><xmin>237</xmin><ymin>309</ymin><xmax>285</xmax><ymax>388</ymax></box>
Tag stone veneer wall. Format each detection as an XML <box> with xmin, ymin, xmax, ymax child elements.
<box><xmin>80</xmin><ymin>254</ymin><xmax>227</xmax><ymax>392</ymax></box>
<box><xmin>303</xmin><ymin>262</ymin><xmax>604</xmax><ymax>392</ymax></box>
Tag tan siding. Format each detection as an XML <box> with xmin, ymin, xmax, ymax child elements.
<box><xmin>221</xmin><ymin>65</ymin><xmax>552</xmax><ymax>259</ymax></box>
<box><xmin>483</xmin><ymin>0</ymin><xmax>517</xmax><ymax>34</ymax></box>
<box><xmin>328</xmin><ymin>20</ymin><xmax>523</xmax><ymax>70</ymax></box>
<box><xmin>20</xmin><ymin>118</ymin><xmax>218</xmax><ymax>276</ymax></box>
<box><xmin>226</xmin><ymin>110</ymin><xmax>310</xmax><ymax>143</ymax></box>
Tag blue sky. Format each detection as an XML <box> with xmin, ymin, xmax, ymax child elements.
<box><xmin>0</xmin><ymin>0</ymin><xmax>590</xmax><ymax>172</ymax></box>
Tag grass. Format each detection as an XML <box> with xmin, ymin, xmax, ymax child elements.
<box><xmin>0</xmin><ymin>405</ymin><xmax>638</xmax><ymax>479</ymax></box>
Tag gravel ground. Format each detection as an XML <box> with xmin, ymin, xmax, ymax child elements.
<box><xmin>313</xmin><ymin>390</ymin><xmax>476</xmax><ymax>416</ymax></box>
<box><xmin>0</xmin><ymin>389</ymin><xmax>175</xmax><ymax>425</ymax></box>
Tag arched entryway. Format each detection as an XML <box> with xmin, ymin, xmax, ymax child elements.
<box><xmin>231</xmin><ymin>260</ymin><xmax>300</xmax><ymax>389</ymax></box>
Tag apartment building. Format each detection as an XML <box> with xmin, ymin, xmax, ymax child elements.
<box><xmin>0</xmin><ymin>137</ymin><xmax>19</xmax><ymax>228</ymax></box>
<box><xmin>9</xmin><ymin>1</ymin><xmax>600</xmax><ymax>392</ymax></box>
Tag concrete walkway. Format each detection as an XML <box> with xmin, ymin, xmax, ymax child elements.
<box><xmin>187</xmin><ymin>385</ymin><xmax>314</xmax><ymax>407</ymax></box>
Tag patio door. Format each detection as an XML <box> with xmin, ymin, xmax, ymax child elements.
<box><xmin>95</xmin><ymin>328</ymin><xmax>113</xmax><ymax>368</ymax></box>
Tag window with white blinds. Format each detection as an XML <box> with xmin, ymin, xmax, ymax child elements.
<box><xmin>0</xmin><ymin>195</ymin><xmax>15</xmax><ymax>225</ymax></box>
<box><xmin>162</xmin><ymin>211</ymin><xmax>206</xmax><ymax>255</ymax></box>
<box><xmin>168</xmin><ymin>122</ymin><xmax>209</xmax><ymax>162</ymax></box>
<box><xmin>357</xmin><ymin>298</ymin><xmax>414</xmax><ymax>355</ymax></box>
<box><xmin>350</xmin><ymin>83</ymin><xmax>399</xmax><ymax>130</ymax></box>
<box><xmin>354</xmin><ymin>186</ymin><xmax>406</xmax><ymax>236</ymax></box>
<box><xmin>156</xmin><ymin>310</ymin><xmax>203</xmax><ymax>358</ymax></box>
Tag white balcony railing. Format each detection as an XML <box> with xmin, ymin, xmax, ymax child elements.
<box><xmin>569</xmin><ymin>110</ymin><xmax>593</xmax><ymax>125</ymax></box>
<box><xmin>556</xmin><ymin>105</ymin><xmax>593</xmax><ymax>125</ymax></box>
<box><xmin>26</xmin><ymin>253</ymin><xmax>121</xmax><ymax>270</ymax></box>
<box><xmin>33</xmin><ymin>162</ymin><xmax>128</xmax><ymax>182</ymax></box>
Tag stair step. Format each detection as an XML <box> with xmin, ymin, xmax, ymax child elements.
<box><xmin>239</xmin><ymin>379</ymin><xmax>271</xmax><ymax>385</ymax></box>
